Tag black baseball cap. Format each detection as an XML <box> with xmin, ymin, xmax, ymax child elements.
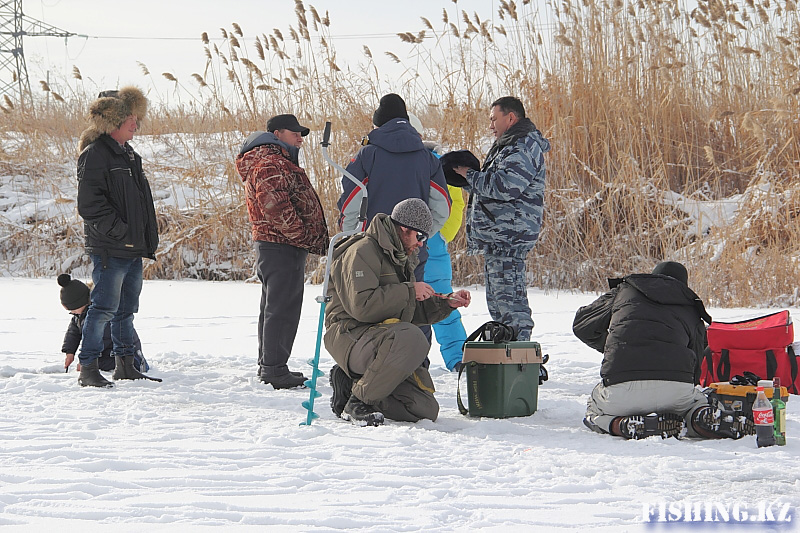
<box><xmin>267</xmin><ymin>114</ymin><xmax>310</xmax><ymax>136</ymax></box>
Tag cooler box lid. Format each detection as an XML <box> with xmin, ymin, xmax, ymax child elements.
<box><xmin>463</xmin><ymin>341</ymin><xmax>543</xmax><ymax>365</ymax></box>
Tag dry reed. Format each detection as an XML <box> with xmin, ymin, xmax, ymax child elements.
<box><xmin>1</xmin><ymin>0</ymin><xmax>799</xmax><ymax>307</ymax></box>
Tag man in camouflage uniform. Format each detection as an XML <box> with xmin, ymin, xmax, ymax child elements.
<box><xmin>454</xmin><ymin>96</ymin><xmax>550</xmax><ymax>341</ymax></box>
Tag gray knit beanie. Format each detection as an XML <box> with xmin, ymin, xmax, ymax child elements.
<box><xmin>651</xmin><ymin>261</ymin><xmax>688</xmax><ymax>285</ymax></box>
<box><xmin>390</xmin><ymin>198</ymin><xmax>433</xmax><ymax>237</ymax></box>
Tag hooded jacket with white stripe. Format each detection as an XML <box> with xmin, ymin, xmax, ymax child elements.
<box><xmin>337</xmin><ymin>118</ymin><xmax>451</xmax><ymax>262</ymax></box>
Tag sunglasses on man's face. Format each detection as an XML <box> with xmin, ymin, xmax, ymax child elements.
<box><xmin>415</xmin><ymin>232</ymin><xmax>427</xmax><ymax>243</ymax></box>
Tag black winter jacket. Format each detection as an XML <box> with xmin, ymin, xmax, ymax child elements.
<box><xmin>572</xmin><ymin>274</ymin><xmax>712</xmax><ymax>386</ymax></box>
<box><xmin>77</xmin><ymin>135</ymin><xmax>159</xmax><ymax>259</ymax></box>
<box><xmin>62</xmin><ymin>308</ymin><xmax>143</xmax><ymax>371</ymax></box>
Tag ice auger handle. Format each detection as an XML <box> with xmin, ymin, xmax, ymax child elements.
<box><xmin>321</xmin><ymin>121</ymin><xmax>332</xmax><ymax>147</ymax></box>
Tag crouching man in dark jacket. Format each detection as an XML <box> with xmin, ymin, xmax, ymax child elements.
<box><xmin>573</xmin><ymin>261</ymin><xmax>750</xmax><ymax>440</ymax></box>
<box><xmin>324</xmin><ymin>199</ymin><xmax>471</xmax><ymax>426</ymax></box>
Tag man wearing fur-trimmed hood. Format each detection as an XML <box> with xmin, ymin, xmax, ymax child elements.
<box><xmin>75</xmin><ymin>86</ymin><xmax>160</xmax><ymax>388</ymax></box>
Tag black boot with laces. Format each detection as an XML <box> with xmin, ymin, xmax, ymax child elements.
<box><xmin>617</xmin><ymin>413</ymin><xmax>685</xmax><ymax>440</ymax></box>
<box><xmin>692</xmin><ymin>405</ymin><xmax>753</xmax><ymax>439</ymax></box>
<box><xmin>341</xmin><ymin>395</ymin><xmax>384</xmax><ymax>427</ymax></box>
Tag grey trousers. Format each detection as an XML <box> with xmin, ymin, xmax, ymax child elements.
<box><xmin>484</xmin><ymin>254</ymin><xmax>534</xmax><ymax>341</ymax></box>
<box><xmin>585</xmin><ymin>380</ymin><xmax>710</xmax><ymax>437</ymax></box>
<box><xmin>255</xmin><ymin>241</ymin><xmax>307</xmax><ymax>378</ymax></box>
<box><xmin>348</xmin><ymin>322</ymin><xmax>439</xmax><ymax>422</ymax></box>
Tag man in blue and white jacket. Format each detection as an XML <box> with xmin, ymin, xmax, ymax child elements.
<box><xmin>337</xmin><ymin>93</ymin><xmax>451</xmax><ymax>343</ymax></box>
<box><xmin>454</xmin><ymin>96</ymin><xmax>550</xmax><ymax>341</ymax></box>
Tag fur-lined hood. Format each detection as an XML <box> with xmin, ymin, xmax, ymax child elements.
<box><xmin>78</xmin><ymin>86</ymin><xmax>148</xmax><ymax>153</ymax></box>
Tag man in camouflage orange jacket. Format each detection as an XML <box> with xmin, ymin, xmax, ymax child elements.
<box><xmin>236</xmin><ymin>114</ymin><xmax>329</xmax><ymax>389</ymax></box>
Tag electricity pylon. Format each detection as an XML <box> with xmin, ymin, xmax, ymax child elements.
<box><xmin>0</xmin><ymin>0</ymin><xmax>75</xmax><ymax>111</ymax></box>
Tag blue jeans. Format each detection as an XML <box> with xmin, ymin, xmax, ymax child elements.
<box><xmin>78</xmin><ymin>255</ymin><xmax>143</xmax><ymax>365</ymax></box>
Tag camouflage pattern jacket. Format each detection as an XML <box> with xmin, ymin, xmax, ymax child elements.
<box><xmin>236</xmin><ymin>136</ymin><xmax>329</xmax><ymax>255</ymax></box>
<box><xmin>323</xmin><ymin>214</ymin><xmax>455</xmax><ymax>371</ymax></box>
<box><xmin>464</xmin><ymin>118</ymin><xmax>550</xmax><ymax>258</ymax></box>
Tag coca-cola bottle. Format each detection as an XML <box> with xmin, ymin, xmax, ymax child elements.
<box><xmin>753</xmin><ymin>386</ymin><xmax>775</xmax><ymax>448</ymax></box>
<box><xmin>772</xmin><ymin>378</ymin><xmax>787</xmax><ymax>446</ymax></box>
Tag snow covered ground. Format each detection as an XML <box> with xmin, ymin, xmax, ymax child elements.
<box><xmin>1</xmin><ymin>278</ymin><xmax>798</xmax><ymax>532</ymax></box>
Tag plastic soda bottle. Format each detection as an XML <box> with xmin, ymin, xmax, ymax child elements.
<box><xmin>753</xmin><ymin>386</ymin><xmax>775</xmax><ymax>448</ymax></box>
<box><xmin>772</xmin><ymin>378</ymin><xmax>787</xmax><ymax>446</ymax></box>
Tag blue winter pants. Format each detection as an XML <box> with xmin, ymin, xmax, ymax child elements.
<box><xmin>423</xmin><ymin>233</ymin><xmax>467</xmax><ymax>370</ymax></box>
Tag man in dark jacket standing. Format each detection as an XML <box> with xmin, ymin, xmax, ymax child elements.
<box><xmin>453</xmin><ymin>96</ymin><xmax>549</xmax><ymax>342</ymax></box>
<box><xmin>337</xmin><ymin>94</ymin><xmax>451</xmax><ymax>343</ymax></box>
<box><xmin>325</xmin><ymin>199</ymin><xmax>470</xmax><ymax>426</ymax></box>
<box><xmin>76</xmin><ymin>87</ymin><xmax>159</xmax><ymax>388</ymax></box>
<box><xmin>236</xmin><ymin>114</ymin><xmax>329</xmax><ymax>389</ymax></box>
<box><xmin>573</xmin><ymin>261</ymin><xmax>750</xmax><ymax>440</ymax></box>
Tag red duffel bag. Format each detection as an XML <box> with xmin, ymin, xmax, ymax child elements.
<box><xmin>700</xmin><ymin>310</ymin><xmax>799</xmax><ymax>394</ymax></box>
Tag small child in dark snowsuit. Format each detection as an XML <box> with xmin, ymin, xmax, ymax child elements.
<box><xmin>58</xmin><ymin>274</ymin><xmax>148</xmax><ymax>373</ymax></box>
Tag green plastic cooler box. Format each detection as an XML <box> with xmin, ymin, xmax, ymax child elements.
<box><xmin>458</xmin><ymin>341</ymin><xmax>543</xmax><ymax>418</ymax></box>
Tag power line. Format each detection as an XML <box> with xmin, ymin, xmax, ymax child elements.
<box><xmin>80</xmin><ymin>32</ymin><xmax>423</xmax><ymax>42</ymax></box>
<box><xmin>76</xmin><ymin>21</ymin><xmax>560</xmax><ymax>43</ymax></box>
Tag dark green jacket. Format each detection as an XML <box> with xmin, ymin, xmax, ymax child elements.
<box><xmin>324</xmin><ymin>214</ymin><xmax>454</xmax><ymax>368</ymax></box>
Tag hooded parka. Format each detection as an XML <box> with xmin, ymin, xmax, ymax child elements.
<box><xmin>337</xmin><ymin>118</ymin><xmax>451</xmax><ymax>248</ymax></box>
<box><xmin>573</xmin><ymin>274</ymin><xmax>712</xmax><ymax>386</ymax></box>
<box><xmin>324</xmin><ymin>214</ymin><xmax>456</xmax><ymax>420</ymax></box>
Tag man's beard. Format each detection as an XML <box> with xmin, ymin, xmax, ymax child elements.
<box><xmin>403</xmin><ymin>244</ymin><xmax>419</xmax><ymax>256</ymax></box>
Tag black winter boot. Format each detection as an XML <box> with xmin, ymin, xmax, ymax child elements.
<box><xmin>330</xmin><ymin>364</ymin><xmax>353</xmax><ymax>418</ymax></box>
<box><xmin>617</xmin><ymin>413</ymin><xmax>685</xmax><ymax>440</ymax></box>
<box><xmin>259</xmin><ymin>367</ymin><xmax>304</xmax><ymax>379</ymax></box>
<box><xmin>691</xmin><ymin>405</ymin><xmax>753</xmax><ymax>439</ymax></box>
<box><xmin>113</xmin><ymin>356</ymin><xmax>162</xmax><ymax>382</ymax></box>
<box><xmin>78</xmin><ymin>359</ymin><xmax>114</xmax><ymax>388</ymax></box>
<box><xmin>341</xmin><ymin>394</ymin><xmax>384</xmax><ymax>427</ymax></box>
<box><xmin>260</xmin><ymin>372</ymin><xmax>306</xmax><ymax>390</ymax></box>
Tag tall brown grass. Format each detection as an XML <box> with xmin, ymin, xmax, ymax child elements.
<box><xmin>1</xmin><ymin>0</ymin><xmax>798</xmax><ymax>307</ymax></box>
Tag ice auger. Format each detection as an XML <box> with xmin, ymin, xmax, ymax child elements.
<box><xmin>301</xmin><ymin>121</ymin><xmax>368</xmax><ymax>426</ymax></box>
